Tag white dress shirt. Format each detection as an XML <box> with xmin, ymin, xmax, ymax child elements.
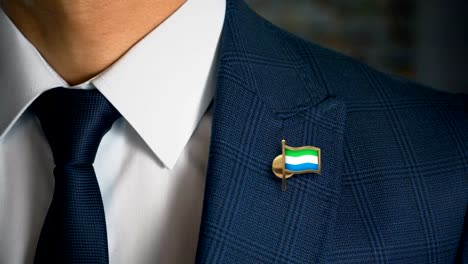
<box><xmin>0</xmin><ymin>0</ymin><xmax>225</xmax><ymax>263</ymax></box>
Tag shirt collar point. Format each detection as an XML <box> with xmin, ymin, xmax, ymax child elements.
<box><xmin>0</xmin><ymin>127</ymin><xmax>9</xmax><ymax>142</ymax></box>
<box><xmin>144</xmin><ymin>138</ymin><xmax>183</xmax><ymax>171</ymax></box>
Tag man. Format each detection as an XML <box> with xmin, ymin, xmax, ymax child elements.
<box><xmin>0</xmin><ymin>0</ymin><xmax>466</xmax><ymax>263</ymax></box>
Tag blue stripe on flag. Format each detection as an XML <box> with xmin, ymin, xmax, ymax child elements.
<box><xmin>285</xmin><ymin>163</ymin><xmax>319</xmax><ymax>172</ymax></box>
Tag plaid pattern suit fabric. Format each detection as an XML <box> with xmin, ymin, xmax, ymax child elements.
<box><xmin>195</xmin><ymin>0</ymin><xmax>467</xmax><ymax>263</ymax></box>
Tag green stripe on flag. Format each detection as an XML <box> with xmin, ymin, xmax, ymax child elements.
<box><xmin>285</xmin><ymin>148</ymin><xmax>318</xmax><ymax>157</ymax></box>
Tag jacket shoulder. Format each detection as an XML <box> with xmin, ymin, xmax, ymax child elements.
<box><xmin>225</xmin><ymin>1</ymin><xmax>467</xmax><ymax>113</ymax></box>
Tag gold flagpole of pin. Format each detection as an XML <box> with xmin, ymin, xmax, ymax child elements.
<box><xmin>281</xmin><ymin>139</ymin><xmax>286</xmax><ymax>191</ymax></box>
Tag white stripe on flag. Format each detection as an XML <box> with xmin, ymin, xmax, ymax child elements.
<box><xmin>285</xmin><ymin>155</ymin><xmax>318</xmax><ymax>165</ymax></box>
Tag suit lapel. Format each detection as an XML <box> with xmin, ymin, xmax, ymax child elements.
<box><xmin>196</xmin><ymin>1</ymin><xmax>348</xmax><ymax>262</ymax></box>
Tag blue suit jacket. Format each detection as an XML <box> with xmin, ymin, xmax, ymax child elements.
<box><xmin>195</xmin><ymin>1</ymin><xmax>467</xmax><ymax>263</ymax></box>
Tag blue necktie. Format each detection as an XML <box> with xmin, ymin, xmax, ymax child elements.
<box><xmin>32</xmin><ymin>88</ymin><xmax>121</xmax><ymax>263</ymax></box>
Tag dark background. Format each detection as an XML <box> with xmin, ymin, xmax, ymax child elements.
<box><xmin>246</xmin><ymin>0</ymin><xmax>468</xmax><ymax>93</ymax></box>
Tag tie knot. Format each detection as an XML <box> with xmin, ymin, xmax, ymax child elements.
<box><xmin>32</xmin><ymin>88</ymin><xmax>121</xmax><ymax>165</ymax></box>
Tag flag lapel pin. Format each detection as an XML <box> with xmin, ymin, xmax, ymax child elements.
<box><xmin>271</xmin><ymin>139</ymin><xmax>321</xmax><ymax>191</ymax></box>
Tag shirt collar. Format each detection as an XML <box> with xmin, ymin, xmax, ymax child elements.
<box><xmin>0</xmin><ymin>0</ymin><xmax>226</xmax><ymax>169</ymax></box>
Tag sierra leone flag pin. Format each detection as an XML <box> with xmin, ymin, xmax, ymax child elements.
<box><xmin>272</xmin><ymin>140</ymin><xmax>321</xmax><ymax>191</ymax></box>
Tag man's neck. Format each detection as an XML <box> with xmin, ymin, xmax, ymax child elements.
<box><xmin>2</xmin><ymin>0</ymin><xmax>186</xmax><ymax>85</ymax></box>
